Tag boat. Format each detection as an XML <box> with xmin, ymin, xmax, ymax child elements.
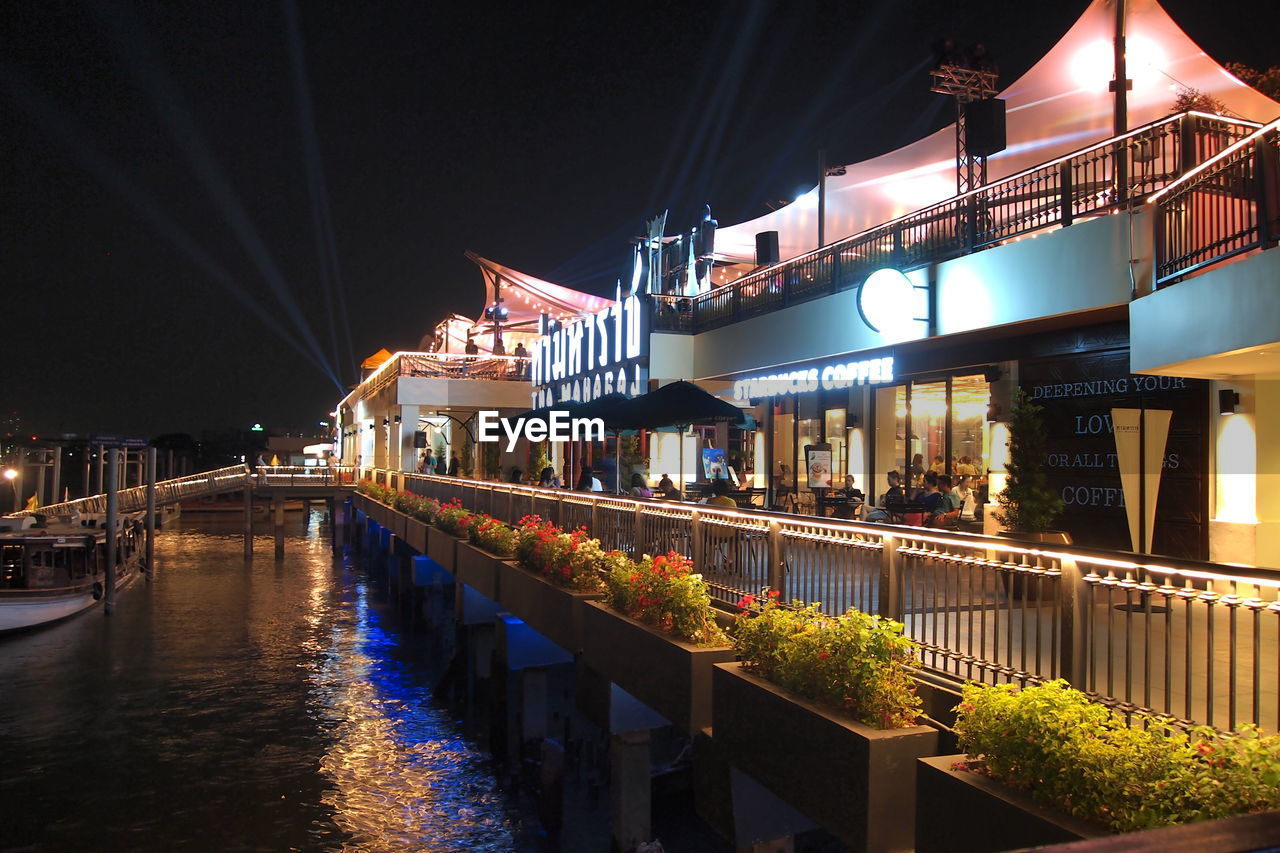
<box><xmin>0</xmin><ymin>511</ymin><xmax>145</xmax><ymax>633</ymax></box>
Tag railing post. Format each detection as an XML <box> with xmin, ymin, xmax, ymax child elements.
<box><xmin>1058</xmin><ymin>556</ymin><xmax>1089</xmax><ymax>688</ymax></box>
<box><xmin>633</xmin><ymin>503</ymin><xmax>644</xmax><ymax>556</ymax></box>
<box><xmin>1059</xmin><ymin>163</ymin><xmax>1074</xmax><ymax>227</ymax></box>
<box><xmin>1178</xmin><ymin>113</ymin><xmax>1198</xmax><ymax>177</ymax></box>
<box><xmin>690</xmin><ymin>510</ymin><xmax>704</xmax><ymax>570</ymax></box>
<box><xmin>555</xmin><ymin>493</ymin><xmax>564</xmax><ymax>528</ymax></box>
<box><xmin>767</xmin><ymin>520</ymin><xmax>785</xmax><ymax>597</ymax></box>
<box><xmin>1256</xmin><ymin>136</ymin><xmax>1278</xmax><ymax>247</ymax></box>
<box><xmin>878</xmin><ymin>533</ymin><xmax>903</xmax><ymax>621</ymax></box>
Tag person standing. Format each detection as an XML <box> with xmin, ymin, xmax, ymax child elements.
<box><xmin>435</xmin><ymin>454</ymin><xmax>447</xmax><ymax>476</ymax></box>
<box><xmin>448</xmin><ymin>452</ymin><xmax>460</xmax><ymax>476</ymax></box>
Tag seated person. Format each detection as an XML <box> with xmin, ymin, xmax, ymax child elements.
<box><xmin>575</xmin><ymin>469</ymin><xmax>604</xmax><ymax>492</ymax></box>
<box><xmin>915</xmin><ymin>472</ymin><xmax>943</xmax><ymax>514</ymax></box>
<box><xmin>704</xmin><ymin>477</ymin><xmax>738</xmax><ymax>508</ymax></box>
<box><xmin>863</xmin><ymin>471</ymin><xmax>904</xmax><ymax>522</ymax></box>
<box><xmin>629</xmin><ymin>472</ymin><xmax>653</xmax><ymax>498</ymax></box>
<box><xmin>838</xmin><ymin>474</ymin><xmax>864</xmax><ymax>501</ymax></box>
<box><xmin>927</xmin><ymin>475</ymin><xmax>964</xmax><ymax>527</ymax></box>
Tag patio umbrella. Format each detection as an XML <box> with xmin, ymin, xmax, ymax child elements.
<box><xmin>623</xmin><ymin>381</ymin><xmax>746</xmax><ymax>491</ymax></box>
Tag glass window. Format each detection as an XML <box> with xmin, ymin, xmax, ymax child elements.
<box><xmin>774</xmin><ymin>411</ymin><xmax>795</xmax><ymax>493</ymax></box>
<box><xmin>950</xmin><ymin>375</ymin><xmax>990</xmax><ymax>484</ymax></box>
<box><xmin>873</xmin><ymin>385</ymin><xmax>906</xmax><ymax>502</ymax></box>
<box><xmin>825</xmin><ymin>408</ymin><xmax>847</xmax><ymax>487</ymax></box>
<box><xmin>910</xmin><ymin>381</ymin><xmax>948</xmax><ymax>490</ymax></box>
<box><xmin>796</xmin><ymin>418</ymin><xmax>819</xmax><ymax>491</ymax></box>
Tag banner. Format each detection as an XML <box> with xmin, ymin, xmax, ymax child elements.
<box><xmin>1112</xmin><ymin>408</ymin><xmax>1173</xmax><ymax>553</ymax></box>
<box><xmin>805</xmin><ymin>444</ymin><xmax>833</xmax><ymax>490</ymax></box>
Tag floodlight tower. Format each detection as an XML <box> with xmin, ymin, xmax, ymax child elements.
<box><xmin>930</xmin><ymin>62</ymin><xmax>1000</xmax><ymax>194</ymax></box>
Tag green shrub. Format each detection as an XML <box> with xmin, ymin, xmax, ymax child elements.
<box><xmin>954</xmin><ymin>680</ymin><xmax>1280</xmax><ymax>832</ymax></box>
<box><xmin>469</xmin><ymin>514</ymin><xmax>516</xmax><ymax>557</ymax></box>
<box><xmin>732</xmin><ymin>594</ymin><xmax>922</xmax><ymax>729</ymax></box>
<box><xmin>604</xmin><ymin>551</ymin><xmax>728</xmax><ymax>647</ymax></box>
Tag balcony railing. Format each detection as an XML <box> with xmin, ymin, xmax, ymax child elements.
<box><xmin>6</xmin><ymin>465</ymin><xmax>251</xmax><ymax>518</ymax></box>
<box><xmin>362</xmin><ymin>351</ymin><xmax>529</xmax><ymax>397</ymax></box>
<box><xmin>1152</xmin><ymin>117</ymin><xmax>1280</xmax><ymax>287</ymax></box>
<box><xmin>372</xmin><ymin>468</ymin><xmax>1280</xmax><ymax>735</ymax></box>
<box><xmin>652</xmin><ymin>112</ymin><xmax>1261</xmax><ymax>334</ymax></box>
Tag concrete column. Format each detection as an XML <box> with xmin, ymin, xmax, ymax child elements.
<box><xmin>273</xmin><ymin>498</ymin><xmax>285</xmax><ymax>559</ymax></box>
<box><xmin>51</xmin><ymin>446</ymin><xmax>62</xmax><ymax>504</ymax></box>
<box><xmin>243</xmin><ymin>476</ymin><xmax>254</xmax><ymax>560</ymax></box>
<box><xmin>399</xmin><ymin>405</ymin><xmax>419</xmax><ymax>472</ymax></box>
<box><xmin>104</xmin><ymin>449</ymin><xmax>118</xmax><ymax>615</ymax></box>
<box><xmin>145</xmin><ymin>447</ymin><xmax>156</xmax><ymax>581</ymax></box>
<box><xmin>521</xmin><ymin>668</ymin><xmax>549</xmax><ymax>741</ymax></box>
<box><xmin>610</xmin><ymin>729</ymin><xmax>651</xmax><ymax>853</ymax></box>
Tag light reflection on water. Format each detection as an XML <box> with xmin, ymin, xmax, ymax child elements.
<box><xmin>0</xmin><ymin>512</ymin><xmax>525</xmax><ymax>852</ymax></box>
<box><xmin>306</xmin><ymin>567</ymin><xmax>516</xmax><ymax>852</ymax></box>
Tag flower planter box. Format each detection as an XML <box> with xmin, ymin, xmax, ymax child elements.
<box><xmin>712</xmin><ymin>662</ymin><xmax>938</xmax><ymax>853</ymax></box>
<box><xmin>426</xmin><ymin>526</ymin><xmax>462</xmax><ymax>573</ymax></box>
<box><xmin>390</xmin><ymin>509</ymin><xmax>408</xmax><ymax>542</ymax></box>
<box><xmin>914</xmin><ymin>755</ymin><xmax>1106</xmax><ymax>853</ymax></box>
<box><xmin>454</xmin><ymin>541</ymin><xmax>502</xmax><ymax>600</ymax></box>
<box><xmin>580</xmin><ymin>601</ymin><xmax>734</xmax><ymax>735</ymax></box>
<box><xmin>404</xmin><ymin>517</ymin><xmax>429</xmax><ymax>554</ymax></box>
<box><xmin>493</xmin><ymin>560</ymin><xmax>603</xmax><ymax>653</ymax></box>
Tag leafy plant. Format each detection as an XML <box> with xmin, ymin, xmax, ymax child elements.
<box><xmin>604</xmin><ymin>551</ymin><xmax>728</xmax><ymax>646</ymax></box>
<box><xmin>435</xmin><ymin>498</ymin><xmax>477</xmax><ymax>537</ymax></box>
<box><xmin>469</xmin><ymin>514</ymin><xmax>516</xmax><ymax>557</ymax></box>
<box><xmin>994</xmin><ymin>388</ymin><xmax>1063</xmax><ymax>534</ymax></box>
<box><xmin>1172</xmin><ymin>86</ymin><xmax>1226</xmax><ymax>115</ymax></box>
<box><xmin>460</xmin><ymin>438</ymin><xmax>474</xmax><ymax>478</ymax></box>
<box><xmin>513</xmin><ymin>515</ymin><xmax>614</xmax><ymax>592</ymax></box>
<box><xmin>732</xmin><ymin>594</ymin><xmax>922</xmax><ymax>729</ymax></box>
<box><xmin>954</xmin><ymin>680</ymin><xmax>1280</xmax><ymax>832</ymax></box>
<box><xmin>1225</xmin><ymin>62</ymin><xmax>1280</xmax><ymax>101</ymax></box>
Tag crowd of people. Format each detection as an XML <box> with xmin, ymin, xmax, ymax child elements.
<box><xmin>863</xmin><ymin>469</ymin><xmax>981</xmax><ymax>528</ymax></box>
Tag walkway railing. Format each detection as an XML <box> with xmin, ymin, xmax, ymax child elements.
<box><xmin>363</xmin><ymin>351</ymin><xmax>530</xmax><ymax>397</ymax></box>
<box><xmin>652</xmin><ymin>112</ymin><xmax>1260</xmax><ymax>334</ymax></box>
<box><xmin>375</xmin><ymin>469</ymin><xmax>1280</xmax><ymax>734</ymax></box>
<box><xmin>1151</xmin><ymin>116</ymin><xmax>1280</xmax><ymax>286</ymax></box>
<box><xmin>7</xmin><ymin>465</ymin><xmax>250</xmax><ymax>518</ymax></box>
<box><xmin>256</xmin><ymin>466</ymin><xmax>358</xmax><ymax>487</ymax></box>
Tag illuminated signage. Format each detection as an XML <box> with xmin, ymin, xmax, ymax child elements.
<box><xmin>733</xmin><ymin>356</ymin><xmax>894</xmax><ymax>401</ymax></box>
<box><xmin>858</xmin><ymin>268</ymin><xmax>928</xmax><ymax>343</ymax></box>
<box><xmin>530</xmin><ymin>288</ymin><xmax>648</xmax><ymax>408</ymax></box>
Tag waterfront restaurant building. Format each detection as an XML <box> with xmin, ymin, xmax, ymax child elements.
<box><xmin>528</xmin><ymin>0</ymin><xmax>1280</xmax><ymax>568</ymax></box>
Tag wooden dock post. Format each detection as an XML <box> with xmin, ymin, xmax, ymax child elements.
<box><xmin>243</xmin><ymin>475</ymin><xmax>253</xmax><ymax>560</ymax></box>
<box><xmin>273</xmin><ymin>497</ymin><xmax>285</xmax><ymax>559</ymax></box>
<box><xmin>145</xmin><ymin>447</ymin><xmax>156</xmax><ymax>581</ymax></box>
<box><xmin>104</xmin><ymin>449</ymin><xmax>118</xmax><ymax>615</ymax></box>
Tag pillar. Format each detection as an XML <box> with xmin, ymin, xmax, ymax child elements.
<box><xmin>610</xmin><ymin>729</ymin><xmax>651</xmax><ymax>853</ymax></box>
<box><xmin>243</xmin><ymin>475</ymin><xmax>254</xmax><ymax>560</ymax></box>
<box><xmin>145</xmin><ymin>447</ymin><xmax>156</xmax><ymax>581</ymax></box>
<box><xmin>273</xmin><ymin>497</ymin><xmax>285</xmax><ymax>559</ymax></box>
<box><xmin>51</xmin><ymin>446</ymin><xmax>62</xmax><ymax>505</ymax></box>
<box><xmin>398</xmin><ymin>404</ymin><xmax>419</xmax><ymax>472</ymax></box>
<box><xmin>104</xmin><ymin>449</ymin><xmax>118</xmax><ymax>615</ymax></box>
<box><xmin>96</xmin><ymin>443</ymin><xmax>105</xmax><ymax>494</ymax></box>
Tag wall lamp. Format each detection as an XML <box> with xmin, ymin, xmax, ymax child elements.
<box><xmin>383</xmin><ymin>417</ymin><xmax>390</xmax><ymax>426</ymax></box>
<box><xmin>1218</xmin><ymin>389</ymin><xmax>1240</xmax><ymax>415</ymax></box>
<box><xmin>393</xmin><ymin>415</ymin><xmax>402</xmax><ymax>423</ymax></box>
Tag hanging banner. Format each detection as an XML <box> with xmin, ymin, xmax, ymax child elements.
<box><xmin>1112</xmin><ymin>408</ymin><xmax>1173</xmax><ymax>553</ymax></box>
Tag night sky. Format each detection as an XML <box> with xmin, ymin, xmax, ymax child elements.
<box><xmin>2</xmin><ymin>1</ymin><xmax>1271</xmax><ymax>438</ymax></box>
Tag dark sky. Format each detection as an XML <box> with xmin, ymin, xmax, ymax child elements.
<box><xmin>1</xmin><ymin>1</ymin><xmax>1271</xmax><ymax>438</ymax></box>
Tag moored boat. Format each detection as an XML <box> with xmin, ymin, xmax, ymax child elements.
<box><xmin>0</xmin><ymin>512</ymin><xmax>145</xmax><ymax>633</ymax></box>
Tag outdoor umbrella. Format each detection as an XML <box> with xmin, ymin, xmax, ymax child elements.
<box><xmin>623</xmin><ymin>381</ymin><xmax>746</xmax><ymax>492</ymax></box>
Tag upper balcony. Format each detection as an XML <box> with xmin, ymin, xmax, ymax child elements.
<box><xmin>650</xmin><ymin>112</ymin><xmax>1262</xmax><ymax>336</ymax></box>
<box><xmin>342</xmin><ymin>350</ymin><xmax>533</xmax><ymax>412</ymax></box>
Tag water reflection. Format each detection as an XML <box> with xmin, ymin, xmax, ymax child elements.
<box><xmin>306</xmin><ymin>572</ymin><xmax>517</xmax><ymax>851</ymax></box>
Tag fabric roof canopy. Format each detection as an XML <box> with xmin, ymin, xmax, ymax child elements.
<box><xmin>466</xmin><ymin>251</ymin><xmax>614</xmax><ymax>327</ymax></box>
<box><xmin>713</xmin><ymin>0</ymin><xmax>1280</xmax><ymax>264</ymax></box>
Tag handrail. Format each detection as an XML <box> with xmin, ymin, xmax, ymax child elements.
<box><xmin>652</xmin><ymin>112</ymin><xmax>1261</xmax><ymax>334</ymax></box>
<box><xmin>365</xmin><ymin>467</ymin><xmax>1280</xmax><ymax>734</ymax></box>
<box><xmin>1151</xmin><ymin>116</ymin><xmax>1280</xmax><ymax>286</ymax></box>
<box><xmin>5</xmin><ymin>465</ymin><xmax>250</xmax><ymax>518</ymax></box>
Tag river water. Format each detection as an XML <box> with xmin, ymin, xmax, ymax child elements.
<box><xmin>0</xmin><ymin>511</ymin><xmax>536</xmax><ymax>852</ymax></box>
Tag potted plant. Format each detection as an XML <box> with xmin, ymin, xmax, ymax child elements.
<box><xmin>716</xmin><ymin>595</ymin><xmax>939</xmax><ymax>852</ymax></box>
<box><xmin>994</xmin><ymin>388</ymin><xmax>1068</xmax><ymax>544</ymax></box>
<box><xmin>916</xmin><ymin>679</ymin><xmax>1280</xmax><ymax>853</ymax></box>
<box><xmin>582</xmin><ymin>551</ymin><xmax>733</xmax><ymax>733</ymax></box>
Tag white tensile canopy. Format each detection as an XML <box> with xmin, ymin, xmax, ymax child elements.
<box><xmin>713</xmin><ymin>0</ymin><xmax>1280</xmax><ymax>264</ymax></box>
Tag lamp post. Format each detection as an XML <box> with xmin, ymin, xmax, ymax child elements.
<box><xmin>3</xmin><ymin>468</ymin><xmax>18</xmax><ymax>512</ymax></box>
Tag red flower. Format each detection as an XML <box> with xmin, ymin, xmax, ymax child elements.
<box><xmin>737</xmin><ymin>594</ymin><xmax>757</xmax><ymax>609</ymax></box>
<box><xmin>819</xmin><ymin>652</ymin><xmax>830</xmax><ymax>659</ymax></box>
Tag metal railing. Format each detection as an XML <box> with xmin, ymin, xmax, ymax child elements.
<box><xmin>363</xmin><ymin>351</ymin><xmax>530</xmax><ymax>397</ymax></box>
<box><xmin>370</xmin><ymin>469</ymin><xmax>1280</xmax><ymax>734</ymax></box>
<box><xmin>652</xmin><ymin>112</ymin><xmax>1260</xmax><ymax>334</ymax></box>
<box><xmin>255</xmin><ymin>466</ymin><xmax>358</xmax><ymax>488</ymax></box>
<box><xmin>1152</xmin><ymin>117</ymin><xmax>1280</xmax><ymax>286</ymax></box>
<box><xmin>6</xmin><ymin>465</ymin><xmax>250</xmax><ymax>518</ymax></box>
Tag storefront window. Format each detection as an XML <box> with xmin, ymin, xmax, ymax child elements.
<box><xmin>825</xmin><ymin>408</ymin><xmax>847</xmax><ymax>485</ymax></box>
<box><xmin>910</xmin><ymin>381</ymin><xmax>947</xmax><ymax>489</ymax></box>
<box><xmin>774</xmin><ymin>411</ymin><xmax>794</xmax><ymax>493</ymax></box>
<box><xmin>796</xmin><ymin>418</ymin><xmax>819</xmax><ymax>491</ymax></box>
<box><xmin>873</xmin><ymin>385</ymin><xmax>906</xmax><ymax>501</ymax></box>
<box><xmin>950</xmin><ymin>374</ymin><xmax>990</xmax><ymax>485</ymax></box>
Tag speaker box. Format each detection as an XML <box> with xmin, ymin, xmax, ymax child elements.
<box><xmin>413</xmin><ymin>432</ymin><xmax>428</xmax><ymax>448</ymax></box>
<box><xmin>965</xmin><ymin>98</ymin><xmax>1007</xmax><ymax>157</ymax></box>
<box><xmin>755</xmin><ymin>231</ymin><xmax>780</xmax><ymax>266</ymax></box>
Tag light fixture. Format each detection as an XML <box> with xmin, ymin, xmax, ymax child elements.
<box><xmin>393</xmin><ymin>415</ymin><xmax>402</xmax><ymax>423</ymax></box>
<box><xmin>1219</xmin><ymin>389</ymin><xmax>1240</xmax><ymax>415</ymax></box>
